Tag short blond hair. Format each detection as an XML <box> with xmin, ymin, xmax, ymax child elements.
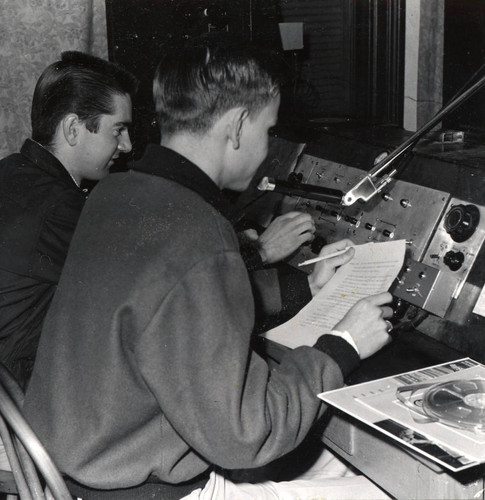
<box><xmin>153</xmin><ymin>33</ymin><xmax>279</xmax><ymax>136</ymax></box>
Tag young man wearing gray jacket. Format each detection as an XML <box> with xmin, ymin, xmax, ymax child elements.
<box><xmin>24</xmin><ymin>34</ymin><xmax>393</xmax><ymax>499</ymax></box>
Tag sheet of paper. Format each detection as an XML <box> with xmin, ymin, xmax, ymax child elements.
<box><xmin>264</xmin><ymin>239</ymin><xmax>406</xmax><ymax>348</ymax></box>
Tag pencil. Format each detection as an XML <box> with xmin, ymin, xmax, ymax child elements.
<box><xmin>298</xmin><ymin>247</ymin><xmax>353</xmax><ymax>267</ymax></box>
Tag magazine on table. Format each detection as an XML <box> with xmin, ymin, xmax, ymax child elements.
<box><xmin>319</xmin><ymin>358</ymin><xmax>485</xmax><ymax>472</ymax></box>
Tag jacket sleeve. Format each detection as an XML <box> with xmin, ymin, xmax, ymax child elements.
<box><xmin>135</xmin><ymin>250</ymin><xmax>355</xmax><ymax>470</ymax></box>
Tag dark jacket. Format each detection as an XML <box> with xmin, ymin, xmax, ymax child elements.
<box><xmin>24</xmin><ymin>145</ymin><xmax>359</xmax><ymax>490</ymax></box>
<box><xmin>0</xmin><ymin>139</ymin><xmax>87</xmax><ymax>385</ymax></box>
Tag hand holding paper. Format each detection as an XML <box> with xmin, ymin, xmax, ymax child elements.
<box><xmin>335</xmin><ymin>291</ymin><xmax>394</xmax><ymax>359</ymax></box>
<box><xmin>264</xmin><ymin>239</ymin><xmax>406</xmax><ymax>354</ymax></box>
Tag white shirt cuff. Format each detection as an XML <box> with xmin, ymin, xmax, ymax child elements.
<box><xmin>329</xmin><ymin>330</ymin><xmax>360</xmax><ymax>356</ymax></box>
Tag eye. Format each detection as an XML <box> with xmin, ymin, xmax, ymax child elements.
<box><xmin>114</xmin><ymin>126</ymin><xmax>129</xmax><ymax>138</ymax></box>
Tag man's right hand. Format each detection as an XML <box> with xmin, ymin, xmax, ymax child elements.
<box><xmin>257</xmin><ymin>211</ymin><xmax>315</xmax><ymax>264</ymax></box>
<box><xmin>333</xmin><ymin>292</ymin><xmax>394</xmax><ymax>360</ymax></box>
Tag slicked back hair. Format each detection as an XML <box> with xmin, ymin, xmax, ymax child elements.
<box><xmin>31</xmin><ymin>51</ymin><xmax>138</xmax><ymax>148</ymax></box>
<box><xmin>153</xmin><ymin>34</ymin><xmax>280</xmax><ymax>136</ymax></box>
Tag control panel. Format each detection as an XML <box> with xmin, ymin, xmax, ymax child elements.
<box><xmin>279</xmin><ymin>154</ymin><xmax>485</xmax><ymax>320</ymax></box>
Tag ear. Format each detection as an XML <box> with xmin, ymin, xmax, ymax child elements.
<box><xmin>61</xmin><ymin>114</ymin><xmax>82</xmax><ymax>146</ymax></box>
<box><xmin>228</xmin><ymin>107</ymin><xmax>249</xmax><ymax>150</ymax></box>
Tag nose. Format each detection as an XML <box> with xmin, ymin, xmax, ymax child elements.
<box><xmin>118</xmin><ymin>132</ymin><xmax>132</xmax><ymax>153</ymax></box>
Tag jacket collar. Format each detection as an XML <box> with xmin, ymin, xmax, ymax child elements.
<box><xmin>133</xmin><ymin>144</ymin><xmax>231</xmax><ymax>216</ymax></box>
<box><xmin>20</xmin><ymin>139</ymin><xmax>82</xmax><ymax>190</ymax></box>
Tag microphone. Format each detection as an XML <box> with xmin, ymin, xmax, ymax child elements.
<box><xmin>257</xmin><ymin>176</ymin><xmax>344</xmax><ymax>204</ymax></box>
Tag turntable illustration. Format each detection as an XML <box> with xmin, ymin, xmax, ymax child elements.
<box><xmin>396</xmin><ymin>378</ymin><xmax>485</xmax><ymax>433</ymax></box>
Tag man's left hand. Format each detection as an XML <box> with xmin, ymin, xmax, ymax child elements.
<box><xmin>308</xmin><ymin>238</ymin><xmax>355</xmax><ymax>296</ymax></box>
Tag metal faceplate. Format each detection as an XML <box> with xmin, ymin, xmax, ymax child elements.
<box><xmin>286</xmin><ymin>154</ymin><xmax>450</xmax><ymax>262</ymax></box>
<box><xmin>419</xmin><ymin>198</ymin><xmax>485</xmax><ymax>316</ymax></box>
<box><xmin>284</xmin><ymin>155</ymin><xmax>485</xmax><ymax>318</ymax></box>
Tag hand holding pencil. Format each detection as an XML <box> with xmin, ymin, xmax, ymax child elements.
<box><xmin>307</xmin><ymin>238</ymin><xmax>355</xmax><ymax>297</ymax></box>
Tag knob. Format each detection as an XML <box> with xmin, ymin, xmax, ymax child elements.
<box><xmin>444</xmin><ymin>204</ymin><xmax>480</xmax><ymax>242</ymax></box>
<box><xmin>345</xmin><ymin>216</ymin><xmax>359</xmax><ymax>225</ymax></box>
<box><xmin>443</xmin><ymin>250</ymin><xmax>465</xmax><ymax>271</ymax></box>
<box><xmin>365</xmin><ymin>223</ymin><xmax>376</xmax><ymax>231</ymax></box>
<box><xmin>383</xmin><ymin>229</ymin><xmax>395</xmax><ymax>238</ymax></box>
<box><xmin>392</xmin><ymin>296</ymin><xmax>408</xmax><ymax>320</ymax></box>
<box><xmin>202</xmin><ymin>5</ymin><xmax>229</xmax><ymax>28</ymax></box>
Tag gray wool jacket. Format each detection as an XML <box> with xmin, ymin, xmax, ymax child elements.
<box><xmin>23</xmin><ymin>145</ymin><xmax>359</xmax><ymax>490</ymax></box>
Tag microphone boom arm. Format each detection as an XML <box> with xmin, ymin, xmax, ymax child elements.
<box><xmin>342</xmin><ymin>72</ymin><xmax>485</xmax><ymax>206</ymax></box>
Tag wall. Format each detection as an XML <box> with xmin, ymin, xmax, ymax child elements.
<box><xmin>0</xmin><ymin>0</ymin><xmax>108</xmax><ymax>157</ymax></box>
<box><xmin>279</xmin><ymin>0</ymin><xmax>352</xmax><ymax>117</ymax></box>
<box><xmin>403</xmin><ymin>0</ymin><xmax>444</xmax><ymax>131</ymax></box>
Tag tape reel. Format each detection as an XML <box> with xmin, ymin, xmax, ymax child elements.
<box><xmin>421</xmin><ymin>379</ymin><xmax>485</xmax><ymax>433</ymax></box>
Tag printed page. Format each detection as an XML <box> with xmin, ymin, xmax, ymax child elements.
<box><xmin>264</xmin><ymin>239</ymin><xmax>406</xmax><ymax>348</ymax></box>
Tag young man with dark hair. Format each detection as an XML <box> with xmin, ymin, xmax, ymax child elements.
<box><xmin>0</xmin><ymin>51</ymin><xmax>137</xmax><ymax>386</ymax></box>
<box><xmin>24</xmin><ymin>36</ymin><xmax>392</xmax><ymax>499</ymax></box>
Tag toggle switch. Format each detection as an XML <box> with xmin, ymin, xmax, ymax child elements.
<box><xmin>345</xmin><ymin>216</ymin><xmax>359</xmax><ymax>227</ymax></box>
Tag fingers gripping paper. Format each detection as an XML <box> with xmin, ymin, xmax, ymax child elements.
<box><xmin>263</xmin><ymin>240</ymin><xmax>406</xmax><ymax>348</ymax></box>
